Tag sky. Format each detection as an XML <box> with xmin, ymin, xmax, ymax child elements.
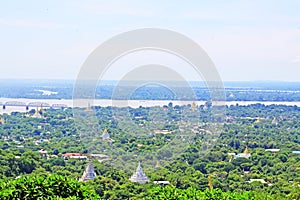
<box><xmin>0</xmin><ymin>0</ymin><xmax>300</xmax><ymax>81</ymax></box>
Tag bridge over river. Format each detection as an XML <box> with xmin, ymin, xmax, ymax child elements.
<box><xmin>0</xmin><ymin>101</ymin><xmax>68</xmax><ymax>110</ymax></box>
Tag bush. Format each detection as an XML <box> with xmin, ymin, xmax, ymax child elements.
<box><xmin>0</xmin><ymin>174</ymin><xmax>99</xmax><ymax>199</ymax></box>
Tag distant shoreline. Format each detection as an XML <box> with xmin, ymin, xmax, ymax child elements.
<box><xmin>1</xmin><ymin>80</ymin><xmax>300</xmax><ymax>102</ymax></box>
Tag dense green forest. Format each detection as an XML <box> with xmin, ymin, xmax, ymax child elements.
<box><xmin>0</xmin><ymin>103</ymin><xmax>299</xmax><ymax>199</ymax></box>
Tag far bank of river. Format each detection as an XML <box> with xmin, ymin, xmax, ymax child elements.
<box><xmin>1</xmin><ymin>98</ymin><xmax>300</xmax><ymax>114</ymax></box>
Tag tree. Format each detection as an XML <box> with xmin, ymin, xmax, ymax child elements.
<box><xmin>0</xmin><ymin>174</ymin><xmax>99</xmax><ymax>199</ymax></box>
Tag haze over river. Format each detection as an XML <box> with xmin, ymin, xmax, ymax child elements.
<box><xmin>1</xmin><ymin>98</ymin><xmax>300</xmax><ymax>114</ymax></box>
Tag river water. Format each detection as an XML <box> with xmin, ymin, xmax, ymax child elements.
<box><xmin>1</xmin><ymin>98</ymin><xmax>300</xmax><ymax>114</ymax></box>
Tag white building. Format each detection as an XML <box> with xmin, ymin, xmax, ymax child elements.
<box><xmin>234</xmin><ymin>146</ymin><xmax>251</xmax><ymax>159</ymax></box>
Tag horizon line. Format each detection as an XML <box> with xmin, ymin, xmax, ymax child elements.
<box><xmin>0</xmin><ymin>78</ymin><xmax>300</xmax><ymax>83</ymax></box>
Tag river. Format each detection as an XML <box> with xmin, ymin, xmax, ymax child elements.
<box><xmin>1</xmin><ymin>98</ymin><xmax>300</xmax><ymax>114</ymax></box>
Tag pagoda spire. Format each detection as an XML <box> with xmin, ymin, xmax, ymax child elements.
<box><xmin>155</xmin><ymin>160</ymin><xmax>161</xmax><ymax>168</ymax></box>
<box><xmin>208</xmin><ymin>174</ymin><xmax>214</xmax><ymax>190</ymax></box>
<box><xmin>102</xmin><ymin>128</ymin><xmax>110</xmax><ymax>140</ymax></box>
<box><xmin>40</xmin><ymin>105</ymin><xmax>45</xmax><ymax>113</ymax></box>
<box><xmin>243</xmin><ymin>146</ymin><xmax>249</xmax><ymax>154</ymax></box>
<box><xmin>129</xmin><ymin>161</ymin><xmax>149</xmax><ymax>184</ymax></box>
<box><xmin>32</xmin><ymin>107</ymin><xmax>42</xmax><ymax>118</ymax></box>
<box><xmin>85</xmin><ymin>103</ymin><xmax>93</xmax><ymax>112</ymax></box>
<box><xmin>255</xmin><ymin>117</ymin><xmax>261</xmax><ymax>123</ymax></box>
<box><xmin>80</xmin><ymin>161</ymin><xmax>96</xmax><ymax>182</ymax></box>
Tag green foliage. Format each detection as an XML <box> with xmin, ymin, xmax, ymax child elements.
<box><xmin>144</xmin><ymin>186</ymin><xmax>281</xmax><ymax>200</ymax></box>
<box><xmin>0</xmin><ymin>104</ymin><xmax>300</xmax><ymax>199</ymax></box>
<box><xmin>0</xmin><ymin>174</ymin><xmax>99</xmax><ymax>199</ymax></box>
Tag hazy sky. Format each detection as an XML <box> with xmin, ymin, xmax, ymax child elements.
<box><xmin>0</xmin><ymin>0</ymin><xmax>299</xmax><ymax>81</ymax></box>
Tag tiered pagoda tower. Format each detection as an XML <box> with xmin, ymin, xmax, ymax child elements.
<box><xmin>102</xmin><ymin>128</ymin><xmax>110</xmax><ymax>140</ymax></box>
<box><xmin>32</xmin><ymin>107</ymin><xmax>42</xmax><ymax>118</ymax></box>
<box><xmin>80</xmin><ymin>161</ymin><xmax>96</xmax><ymax>182</ymax></box>
<box><xmin>129</xmin><ymin>162</ymin><xmax>149</xmax><ymax>184</ymax></box>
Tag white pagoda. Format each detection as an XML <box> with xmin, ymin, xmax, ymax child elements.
<box><xmin>129</xmin><ymin>162</ymin><xmax>149</xmax><ymax>184</ymax></box>
<box><xmin>102</xmin><ymin>129</ymin><xmax>110</xmax><ymax>140</ymax></box>
<box><xmin>32</xmin><ymin>108</ymin><xmax>42</xmax><ymax>118</ymax></box>
<box><xmin>80</xmin><ymin>161</ymin><xmax>96</xmax><ymax>182</ymax></box>
<box><xmin>272</xmin><ymin>117</ymin><xmax>278</xmax><ymax>126</ymax></box>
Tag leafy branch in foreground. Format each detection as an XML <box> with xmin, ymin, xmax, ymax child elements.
<box><xmin>0</xmin><ymin>174</ymin><xmax>99</xmax><ymax>200</ymax></box>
